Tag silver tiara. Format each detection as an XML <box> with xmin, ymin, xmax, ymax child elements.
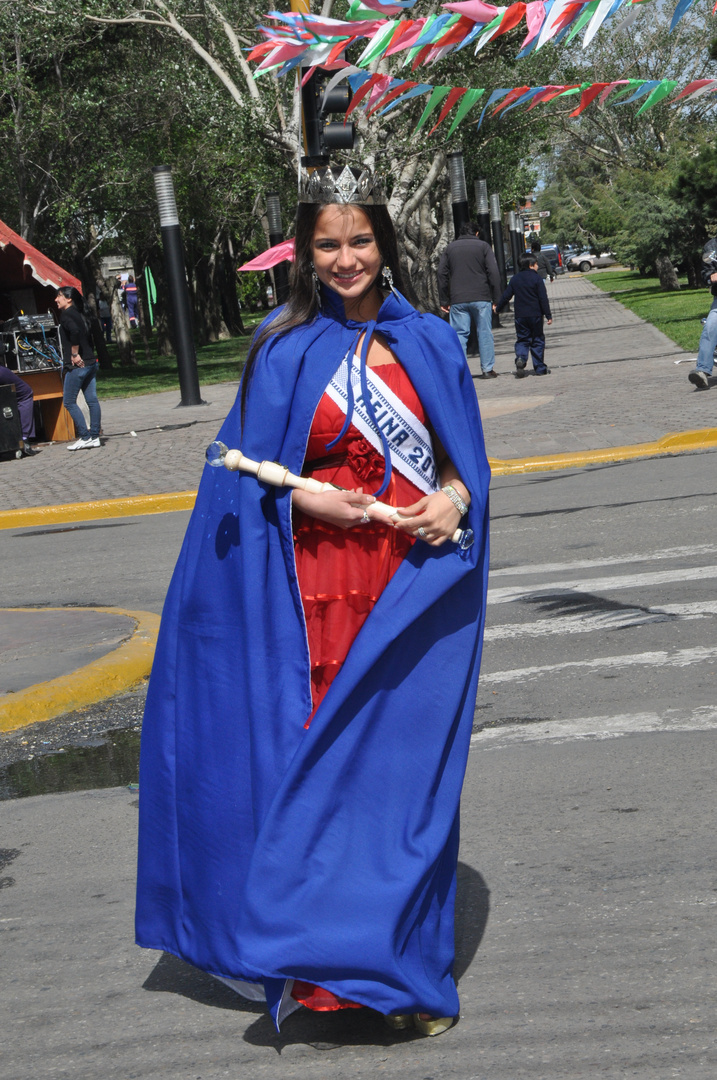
<box><xmin>299</xmin><ymin>165</ymin><xmax>386</xmax><ymax>206</ymax></box>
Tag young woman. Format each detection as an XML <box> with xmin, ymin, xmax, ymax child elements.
<box><xmin>136</xmin><ymin>168</ymin><xmax>491</xmax><ymax>1036</ymax></box>
<box><xmin>55</xmin><ymin>286</ymin><xmax>102</xmax><ymax>450</ymax></box>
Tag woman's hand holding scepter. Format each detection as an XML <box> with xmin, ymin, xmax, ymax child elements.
<box><xmin>206</xmin><ymin>442</ymin><xmax>474</xmax><ymax>549</ymax></box>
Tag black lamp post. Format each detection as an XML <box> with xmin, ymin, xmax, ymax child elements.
<box><xmin>490</xmin><ymin>193</ymin><xmax>508</xmax><ymax>290</ymax></box>
<box><xmin>266</xmin><ymin>192</ymin><xmax>290</xmax><ymax>306</ymax></box>
<box><xmin>446</xmin><ymin>150</ymin><xmax>471</xmax><ymax>237</ymax></box>
<box><xmin>152</xmin><ymin>165</ymin><xmax>204</xmax><ymax>407</ymax></box>
<box><xmin>474</xmin><ymin>179</ymin><xmax>491</xmax><ymax>246</ymax></box>
<box><xmin>507</xmin><ymin>210</ymin><xmax>523</xmax><ymax>277</ymax></box>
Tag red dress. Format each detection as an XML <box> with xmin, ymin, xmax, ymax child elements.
<box><xmin>291</xmin><ymin>361</ymin><xmax>429</xmax><ymax>1013</ymax></box>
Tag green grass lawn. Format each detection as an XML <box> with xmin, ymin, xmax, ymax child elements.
<box><xmin>588</xmin><ymin>270</ymin><xmax>711</xmax><ymax>353</ymax></box>
<box><xmin>97</xmin><ymin>315</ymin><xmax>263</xmax><ymax>399</ymax></box>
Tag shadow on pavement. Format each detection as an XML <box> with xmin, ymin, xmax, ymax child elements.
<box><xmin>140</xmin><ymin>861</ymin><xmax>490</xmax><ymax>1051</ymax></box>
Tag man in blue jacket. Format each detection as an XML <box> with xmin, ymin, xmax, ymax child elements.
<box><xmin>495</xmin><ymin>254</ymin><xmax>553</xmax><ymax>377</ymax></box>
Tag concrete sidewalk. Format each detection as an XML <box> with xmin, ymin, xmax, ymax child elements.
<box><xmin>469</xmin><ymin>274</ymin><xmax>707</xmax><ymax>460</ymax></box>
<box><xmin>0</xmin><ymin>275</ymin><xmax>711</xmax><ymax>514</ymax></box>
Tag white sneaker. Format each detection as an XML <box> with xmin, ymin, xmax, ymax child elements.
<box><xmin>67</xmin><ymin>437</ymin><xmax>90</xmax><ymax>451</ymax></box>
<box><xmin>83</xmin><ymin>437</ymin><xmax>101</xmax><ymax>448</ymax></box>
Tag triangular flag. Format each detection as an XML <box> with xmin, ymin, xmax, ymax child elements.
<box><xmin>475</xmin><ymin>87</ymin><xmax>512</xmax><ymax>128</ymax></box>
<box><xmin>491</xmin><ymin>84</ymin><xmax>532</xmax><ymax>115</ymax></box>
<box><xmin>583</xmin><ymin>0</ymin><xmax>621</xmax><ymax>49</ymax></box>
<box><xmin>367</xmin><ymin>79</ymin><xmax>418</xmax><ymax>115</ymax></box>
<box><xmin>428</xmin><ymin>87</ymin><xmax>467</xmax><ymax>134</ymax></box>
<box><xmin>613</xmin><ymin>80</ymin><xmax>657</xmax><ymax>106</ymax></box>
<box><xmin>670</xmin><ymin>0</ymin><xmax>697</xmax><ymax>30</ymax></box>
<box><xmin>414</xmin><ymin>86</ymin><xmax>452</xmax><ymax>132</ymax></box>
<box><xmin>636</xmin><ymin>80</ymin><xmax>678</xmax><ymax>114</ymax></box>
<box><xmin>378</xmin><ymin>82</ymin><xmax>433</xmax><ymax>115</ymax></box>
<box><xmin>671</xmin><ymin>78</ymin><xmax>717</xmax><ymax>102</ymax></box>
<box><xmin>569</xmin><ymin>82</ymin><xmax>610</xmax><ymax>116</ymax></box>
<box><xmin>565</xmin><ymin>0</ymin><xmax>599</xmax><ymax>43</ymax></box>
<box><xmin>446</xmin><ymin>87</ymin><xmax>486</xmax><ymax>135</ymax></box>
<box><xmin>355</xmin><ymin>20</ymin><xmax>398</xmax><ymax>66</ymax></box>
<box><xmin>344</xmin><ymin>72</ymin><xmax>386</xmax><ymax>118</ymax></box>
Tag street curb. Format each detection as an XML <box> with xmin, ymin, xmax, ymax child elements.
<box><xmin>1</xmin><ymin>427</ymin><xmax>716</xmax><ymax>532</ymax></box>
<box><xmin>488</xmin><ymin>427</ymin><xmax>717</xmax><ymax>476</ymax></box>
<box><xmin>0</xmin><ymin>491</ymin><xmax>196</xmax><ymax>531</ymax></box>
<box><xmin>0</xmin><ymin>607</ymin><xmax>160</xmax><ymax>734</ymax></box>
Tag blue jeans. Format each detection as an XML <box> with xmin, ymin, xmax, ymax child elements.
<box><xmin>449</xmin><ymin>301</ymin><xmax>495</xmax><ymax>371</ymax></box>
<box><xmin>696</xmin><ymin>297</ymin><xmax>717</xmax><ymax>375</ymax></box>
<box><xmin>63</xmin><ymin>363</ymin><xmax>101</xmax><ymax>439</ymax></box>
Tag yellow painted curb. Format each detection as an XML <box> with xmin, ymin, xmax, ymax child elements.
<box><xmin>2</xmin><ymin>426</ymin><xmax>717</xmax><ymax>533</ymax></box>
<box><xmin>0</xmin><ymin>491</ymin><xmax>196</xmax><ymax>532</ymax></box>
<box><xmin>0</xmin><ymin>607</ymin><xmax>160</xmax><ymax>734</ymax></box>
<box><xmin>488</xmin><ymin>427</ymin><xmax>717</xmax><ymax>476</ymax></box>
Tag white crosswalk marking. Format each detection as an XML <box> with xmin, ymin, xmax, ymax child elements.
<box><xmin>476</xmin><ymin>545</ymin><xmax>717</xmax><ymax>746</ymax></box>
<box><xmin>484</xmin><ymin>601</ymin><xmax>717</xmax><ymax>641</ymax></box>
<box><xmin>481</xmin><ymin>645</ymin><xmax>717</xmax><ymax>686</ymax></box>
<box><xmin>488</xmin><ymin>565</ymin><xmax>717</xmax><ymax>605</ymax></box>
<box><xmin>471</xmin><ymin>707</ymin><xmax>717</xmax><ymax>748</ymax></box>
<box><xmin>489</xmin><ymin>544</ymin><xmax>717</xmax><ymax>578</ymax></box>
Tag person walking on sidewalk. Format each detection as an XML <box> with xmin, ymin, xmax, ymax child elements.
<box><xmin>437</xmin><ymin>221</ymin><xmax>502</xmax><ymax>378</ymax></box>
<box><xmin>495</xmin><ymin>254</ymin><xmax>553</xmax><ymax>377</ymax></box>
<box><xmin>55</xmin><ymin>286</ymin><xmax>102</xmax><ymax>450</ymax></box>
<box><xmin>688</xmin><ymin>238</ymin><xmax>717</xmax><ymax>391</ymax></box>
<box><xmin>530</xmin><ymin>240</ymin><xmax>555</xmax><ymax>282</ymax></box>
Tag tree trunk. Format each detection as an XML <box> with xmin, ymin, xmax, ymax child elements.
<box><xmin>111</xmin><ymin>281</ymin><xmax>137</xmax><ymax>366</ymax></box>
<box><xmin>136</xmin><ymin>280</ymin><xmax>153</xmax><ymax>362</ymax></box>
<box><xmin>686</xmin><ymin>254</ymin><xmax>701</xmax><ymax>289</ymax></box>
<box><xmin>148</xmin><ymin>255</ymin><xmax>174</xmax><ymax>356</ymax></box>
<box><xmin>193</xmin><ymin>256</ymin><xmax>228</xmax><ymax>344</ymax></box>
<box><xmin>84</xmin><ymin>251</ymin><xmax>114</xmax><ymax>370</ymax></box>
<box><xmin>221</xmin><ymin>235</ymin><xmax>245</xmax><ymax>335</ymax></box>
<box><xmin>655</xmin><ymin>254</ymin><xmax>681</xmax><ymax>291</ymax></box>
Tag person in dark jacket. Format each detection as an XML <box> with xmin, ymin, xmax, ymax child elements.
<box><xmin>530</xmin><ymin>240</ymin><xmax>555</xmax><ymax>282</ymax></box>
<box><xmin>495</xmin><ymin>254</ymin><xmax>553</xmax><ymax>377</ymax></box>
<box><xmin>55</xmin><ymin>286</ymin><xmax>102</xmax><ymax>449</ymax></box>
<box><xmin>437</xmin><ymin>222</ymin><xmax>502</xmax><ymax>377</ymax></box>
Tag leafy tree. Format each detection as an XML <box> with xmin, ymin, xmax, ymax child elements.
<box><xmin>76</xmin><ymin>0</ymin><xmax>564</xmax><ymax>307</ymax></box>
<box><xmin>536</xmin><ymin>3</ymin><xmax>717</xmax><ymax>288</ymax></box>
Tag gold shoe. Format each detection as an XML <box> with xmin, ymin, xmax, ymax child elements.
<box><xmin>383</xmin><ymin>1014</ymin><xmax>413</xmax><ymax>1030</ymax></box>
<box><xmin>413</xmin><ymin>1014</ymin><xmax>455</xmax><ymax>1036</ymax></box>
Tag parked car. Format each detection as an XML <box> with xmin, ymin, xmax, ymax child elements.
<box><xmin>566</xmin><ymin>251</ymin><xmax>618</xmax><ymax>272</ymax></box>
<box><xmin>561</xmin><ymin>245</ymin><xmax>579</xmax><ymax>264</ymax></box>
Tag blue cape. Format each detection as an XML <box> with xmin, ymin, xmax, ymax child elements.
<box><xmin>135</xmin><ymin>289</ymin><xmax>491</xmax><ymax>1024</ymax></box>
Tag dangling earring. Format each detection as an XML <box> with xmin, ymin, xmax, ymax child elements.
<box><xmin>381</xmin><ymin>264</ymin><xmax>397</xmax><ymax>295</ymax></box>
<box><xmin>311</xmin><ymin>264</ymin><xmax>320</xmax><ymax>302</ymax></box>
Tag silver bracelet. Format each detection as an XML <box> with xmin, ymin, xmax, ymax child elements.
<box><xmin>441</xmin><ymin>484</ymin><xmax>469</xmax><ymax>517</ymax></box>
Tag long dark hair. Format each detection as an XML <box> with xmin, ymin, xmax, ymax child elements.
<box><xmin>57</xmin><ymin>285</ymin><xmax>92</xmax><ymax>335</ymax></box>
<box><xmin>240</xmin><ymin>201</ymin><xmax>406</xmax><ymax>420</ymax></box>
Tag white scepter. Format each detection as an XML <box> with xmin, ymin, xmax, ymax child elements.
<box><xmin>205</xmin><ymin>441</ymin><xmax>474</xmax><ymax>549</ymax></box>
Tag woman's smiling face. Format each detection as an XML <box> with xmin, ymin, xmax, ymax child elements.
<box><xmin>311</xmin><ymin>205</ymin><xmax>382</xmax><ymax>319</ymax></box>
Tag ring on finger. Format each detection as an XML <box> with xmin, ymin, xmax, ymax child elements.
<box><xmin>417</xmin><ymin>526</ymin><xmax>426</xmax><ymax>538</ymax></box>
<box><xmin>361</xmin><ymin>509</ymin><xmax>371</xmax><ymax>525</ymax></box>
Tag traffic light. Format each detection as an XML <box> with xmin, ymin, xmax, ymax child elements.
<box><xmin>300</xmin><ymin>67</ymin><xmax>355</xmax><ymax>167</ymax></box>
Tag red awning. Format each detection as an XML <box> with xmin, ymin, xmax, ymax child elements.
<box><xmin>0</xmin><ymin>219</ymin><xmax>81</xmax><ymax>291</ymax></box>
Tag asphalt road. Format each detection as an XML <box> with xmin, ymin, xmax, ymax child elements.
<box><xmin>2</xmin><ymin>451</ymin><xmax>717</xmax><ymax>1079</ymax></box>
